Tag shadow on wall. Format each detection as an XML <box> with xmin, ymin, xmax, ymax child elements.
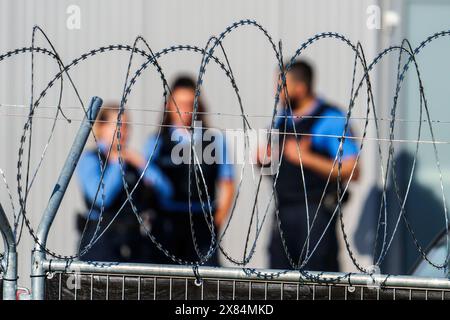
<box><xmin>354</xmin><ymin>150</ymin><xmax>446</xmax><ymax>275</ymax></box>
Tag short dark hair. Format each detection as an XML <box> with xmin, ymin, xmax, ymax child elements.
<box><xmin>171</xmin><ymin>75</ymin><xmax>197</xmax><ymax>92</ymax></box>
<box><xmin>285</xmin><ymin>60</ymin><xmax>314</xmax><ymax>93</ymax></box>
<box><xmin>96</xmin><ymin>102</ymin><xmax>122</xmax><ymax>123</ymax></box>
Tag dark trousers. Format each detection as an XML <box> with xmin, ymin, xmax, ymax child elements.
<box><xmin>268</xmin><ymin>202</ymin><xmax>339</xmax><ymax>272</ymax></box>
<box><xmin>148</xmin><ymin>211</ymin><xmax>219</xmax><ymax>266</ymax></box>
<box><xmin>77</xmin><ymin>212</ymin><xmax>153</xmax><ymax>263</ymax></box>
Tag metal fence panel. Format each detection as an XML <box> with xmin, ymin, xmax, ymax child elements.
<box><xmin>44</xmin><ymin>271</ymin><xmax>450</xmax><ymax>301</ymax></box>
<box><xmin>42</xmin><ymin>260</ymin><xmax>450</xmax><ymax>300</ymax></box>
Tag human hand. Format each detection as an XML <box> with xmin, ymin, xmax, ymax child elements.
<box><xmin>121</xmin><ymin>149</ymin><xmax>145</xmax><ymax>169</ymax></box>
<box><xmin>283</xmin><ymin>137</ymin><xmax>313</xmax><ymax>166</ymax></box>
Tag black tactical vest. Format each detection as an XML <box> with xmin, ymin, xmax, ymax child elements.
<box><xmin>154</xmin><ymin>129</ymin><xmax>219</xmax><ymax>212</ymax></box>
<box><xmin>275</xmin><ymin>102</ymin><xmax>340</xmax><ymax>205</ymax></box>
<box><xmin>82</xmin><ymin>150</ymin><xmax>152</xmax><ymax>221</ymax></box>
<box><xmin>80</xmin><ymin>150</ymin><xmax>154</xmax><ymax>262</ymax></box>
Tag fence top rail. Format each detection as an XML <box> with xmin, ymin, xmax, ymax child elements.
<box><xmin>43</xmin><ymin>260</ymin><xmax>450</xmax><ymax>290</ymax></box>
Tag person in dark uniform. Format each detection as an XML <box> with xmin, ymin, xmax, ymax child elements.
<box><xmin>259</xmin><ymin>60</ymin><xmax>360</xmax><ymax>271</ymax></box>
<box><xmin>76</xmin><ymin>103</ymin><xmax>155</xmax><ymax>262</ymax></box>
<box><xmin>142</xmin><ymin>76</ymin><xmax>235</xmax><ymax>266</ymax></box>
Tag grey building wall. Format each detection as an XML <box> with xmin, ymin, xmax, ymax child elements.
<box><xmin>0</xmin><ymin>0</ymin><xmax>381</xmax><ymax>287</ymax></box>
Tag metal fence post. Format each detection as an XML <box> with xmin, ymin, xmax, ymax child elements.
<box><xmin>31</xmin><ymin>96</ymin><xmax>103</xmax><ymax>300</ymax></box>
<box><xmin>0</xmin><ymin>203</ymin><xmax>17</xmax><ymax>300</ymax></box>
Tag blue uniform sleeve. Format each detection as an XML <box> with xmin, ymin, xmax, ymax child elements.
<box><xmin>76</xmin><ymin>151</ymin><xmax>124</xmax><ymax>208</ymax></box>
<box><xmin>273</xmin><ymin>108</ymin><xmax>288</xmax><ymax>130</ymax></box>
<box><xmin>311</xmin><ymin>109</ymin><xmax>359</xmax><ymax>159</ymax></box>
<box><xmin>141</xmin><ymin>135</ymin><xmax>174</xmax><ymax>199</ymax></box>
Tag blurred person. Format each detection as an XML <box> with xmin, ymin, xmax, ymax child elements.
<box><xmin>76</xmin><ymin>103</ymin><xmax>155</xmax><ymax>262</ymax></box>
<box><xmin>142</xmin><ymin>75</ymin><xmax>235</xmax><ymax>266</ymax></box>
<box><xmin>258</xmin><ymin>60</ymin><xmax>360</xmax><ymax>271</ymax></box>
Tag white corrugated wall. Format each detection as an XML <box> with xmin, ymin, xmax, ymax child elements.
<box><xmin>0</xmin><ymin>0</ymin><xmax>381</xmax><ymax>287</ymax></box>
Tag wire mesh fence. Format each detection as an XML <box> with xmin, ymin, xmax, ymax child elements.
<box><xmin>42</xmin><ymin>261</ymin><xmax>450</xmax><ymax>300</ymax></box>
<box><xmin>45</xmin><ymin>271</ymin><xmax>450</xmax><ymax>301</ymax></box>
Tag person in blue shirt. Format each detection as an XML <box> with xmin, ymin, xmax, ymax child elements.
<box><xmin>142</xmin><ymin>76</ymin><xmax>235</xmax><ymax>266</ymax></box>
<box><xmin>76</xmin><ymin>103</ymin><xmax>155</xmax><ymax>262</ymax></box>
<box><xmin>259</xmin><ymin>60</ymin><xmax>360</xmax><ymax>271</ymax></box>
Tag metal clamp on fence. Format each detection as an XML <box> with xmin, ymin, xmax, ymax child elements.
<box><xmin>192</xmin><ymin>264</ymin><xmax>203</xmax><ymax>287</ymax></box>
<box><xmin>0</xmin><ymin>202</ymin><xmax>17</xmax><ymax>300</ymax></box>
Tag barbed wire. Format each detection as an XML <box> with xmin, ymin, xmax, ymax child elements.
<box><xmin>3</xmin><ymin>113</ymin><xmax>450</xmax><ymax>144</ymax></box>
<box><xmin>4</xmin><ymin>103</ymin><xmax>450</xmax><ymax>126</ymax></box>
<box><xmin>0</xmin><ymin>19</ymin><xmax>449</xmax><ymax>287</ymax></box>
